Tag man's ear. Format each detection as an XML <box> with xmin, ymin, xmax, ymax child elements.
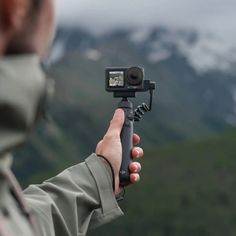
<box><xmin>0</xmin><ymin>0</ymin><xmax>30</xmax><ymax>31</ymax></box>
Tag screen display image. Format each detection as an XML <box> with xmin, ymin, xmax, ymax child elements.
<box><xmin>108</xmin><ymin>71</ymin><xmax>125</xmax><ymax>87</ymax></box>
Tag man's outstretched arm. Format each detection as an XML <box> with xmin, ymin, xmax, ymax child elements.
<box><xmin>24</xmin><ymin>109</ymin><xmax>143</xmax><ymax>236</ymax></box>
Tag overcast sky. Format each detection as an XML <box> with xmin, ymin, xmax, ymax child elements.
<box><xmin>56</xmin><ymin>0</ymin><xmax>236</xmax><ymax>45</ymax></box>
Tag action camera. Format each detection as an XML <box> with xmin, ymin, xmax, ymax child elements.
<box><xmin>105</xmin><ymin>66</ymin><xmax>154</xmax><ymax>97</ymax></box>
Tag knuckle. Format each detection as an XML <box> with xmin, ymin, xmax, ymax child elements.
<box><xmin>104</xmin><ymin>132</ymin><xmax>119</xmax><ymax>141</ymax></box>
<box><xmin>104</xmin><ymin>133</ymin><xmax>112</xmax><ymax>140</ymax></box>
<box><xmin>112</xmin><ymin>114</ymin><xmax>124</xmax><ymax>125</ymax></box>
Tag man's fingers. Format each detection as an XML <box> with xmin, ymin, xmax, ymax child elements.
<box><xmin>133</xmin><ymin>133</ymin><xmax>140</xmax><ymax>146</ymax></box>
<box><xmin>129</xmin><ymin>162</ymin><xmax>141</xmax><ymax>173</ymax></box>
<box><xmin>132</xmin><ymin>147</ymin><xmax>144</xmax><ymax>160</ymax></box>
<box><xmin>104</xmin><ymin>109</ymin><xmax>125</xmax><ymax>139</ymax></box>
<box><xmin>130</xmin><ymin>173</ymin><xmax>140</xmax><ymax>183</ymax></box>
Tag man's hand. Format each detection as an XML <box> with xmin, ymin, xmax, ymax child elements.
<box><xmin>96</xmin><ymin>109</ymin><xmax>144</xmax><ymax>195</ymax></box>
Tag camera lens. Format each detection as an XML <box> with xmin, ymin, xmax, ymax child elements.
<box><xmin>127</xmin><ymin>67</ymin><xmax>143</xmax><ymax>86</ymax></box>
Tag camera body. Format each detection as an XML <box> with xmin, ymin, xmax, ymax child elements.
<box><xmin>106</xmin><ymin>66</ymin><xmax>153</xmax><ymax>97</ymax></box>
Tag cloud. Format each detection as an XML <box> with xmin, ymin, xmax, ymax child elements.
<box><xmin>56</xmin><ymin>0</ymin><xmax>236</xmax><ymax>44</ymax></box>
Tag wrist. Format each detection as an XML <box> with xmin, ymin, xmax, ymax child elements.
<box><xmin>97</xmin><ymin>155</ymin><xmax>115</xmax><ymax>191</ymax></box>
<box><xmin>97</xmin><ymin>154</ymin><xmax>123</xmax><ymax>196</ymax></box>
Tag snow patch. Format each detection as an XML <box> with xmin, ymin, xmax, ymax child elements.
<box><xmin>148</xmin><ymin>49</ymin><xmax>172</xmax><ymax>63</ymax></box>
<box><xmin>130</xmin><ymin>28</ymin><xmax>236</xmax><ymax>74</ymax></box>
<box><xmin>49</xmin><ymin>40</ymin><xmax>66</xmax><ymax>64</ymax></box>
<box><xmin>178</xmin><ymin>33</ymin><xmax>236</xmax><ymax>74</ymax></box>
<box><xmin>130</xmin><ymin>28</ymin><xmax>151</xmax><ymax>43</ymax></box>
<box><xmin>84</xmin><ymin>49</ymin><xmax>102</xmax><ymax>61</ymax></box>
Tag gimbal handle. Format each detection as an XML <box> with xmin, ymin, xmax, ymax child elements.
<box><xmin>118</xmin><ymin>98</ymin><xmax>134</xmax><ymax>186</ymax></box>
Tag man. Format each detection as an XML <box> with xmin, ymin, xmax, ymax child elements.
<box><xmin>0</xmin><ymin>0</ymin><xmax>143</xmax><ymax>235</ymax></box>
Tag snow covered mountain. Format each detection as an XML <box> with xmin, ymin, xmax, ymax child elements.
<box><xmin>131</xmin><ymin>28</ymin><xmax>236</xmax><ymax>74</ymax></box>
<box><xmin>50</xmin><ymin>26</ymin><xmax>236</xmax><ymax>75</ymax></box>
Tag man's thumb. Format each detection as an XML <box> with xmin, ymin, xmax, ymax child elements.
<box><xmin>106</xmin><ymin>109</ymin><xmax>125</xmax><ymax>137</ymax></box>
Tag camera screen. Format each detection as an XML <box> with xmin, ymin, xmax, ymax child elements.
<box><xmin>108</xmin><ymin>71</ymin><xmax>124</xmax><ymax>87</ymax></box>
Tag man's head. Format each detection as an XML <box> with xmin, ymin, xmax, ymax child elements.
<box><xmin>0</xmin><ymin>0</ymin><xmax>55</xmax><ymax>58</ymax></box>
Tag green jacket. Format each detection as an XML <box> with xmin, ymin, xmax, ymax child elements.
<box><xmin>0</xmin><ymin>55</ymin><xmax>123</xmax><ymax>236</ymax></box>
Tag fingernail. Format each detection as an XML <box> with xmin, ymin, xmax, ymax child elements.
<box><xmin>134</xmin><ymin>175</ymin><xmax>139</xmax><ymax>182</ymax></box>
<box><xmin>133</xmin><ymin>165</ymin><xmax>138</xmax><ymax>172</ymax></box>
<box><xmin>114</xmin><ymin>109</ymin><xmax>123</xmax><ymax>117</ymax></box>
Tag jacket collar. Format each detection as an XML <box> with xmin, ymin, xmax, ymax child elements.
<box><xmin>0</xmin><ymin>55</ymin><xmax>47</xmax><ymax>157</ymax></box>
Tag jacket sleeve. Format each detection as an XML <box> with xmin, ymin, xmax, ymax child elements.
<box><xmin>23</xmin><ymin>154</ymin><xmax>124</xmax><ymax>236</ymax></box>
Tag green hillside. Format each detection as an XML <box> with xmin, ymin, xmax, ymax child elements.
<box><xmin>88</xmin><ymin>128</ymin><xmax>236</xmax><ymax>236</ymax></box>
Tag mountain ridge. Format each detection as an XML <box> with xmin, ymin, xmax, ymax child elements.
<box><xmin>51</xmin><ymin>26</ymin><xmax>236</xmax><ymax>75</ymax></box>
